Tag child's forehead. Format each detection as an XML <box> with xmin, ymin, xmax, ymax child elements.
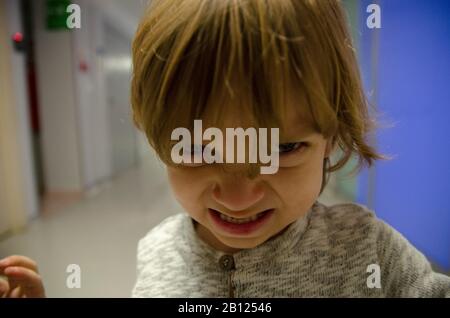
<box><xmin>200</xmin><ymin>84</ymin><xmax>318</xmax><ymax>140</ymax></box>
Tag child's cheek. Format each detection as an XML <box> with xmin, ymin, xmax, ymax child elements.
<box><xmin>269</xmin><ymin>160</ymin><xmax>323</xmax><ymax>206</ymax></box>
<box><xmin>166</xmin><ymin>167</ymin><xmax>208</xmax><ymax>211</ymax></box>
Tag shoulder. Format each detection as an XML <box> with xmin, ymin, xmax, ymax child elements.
<box><xmin>313</xmin><ymin>201</ymin><xmax>376</xmax><ymax>222</ymax></box>
<box><xmin>308</xmin><ymin>202</ymin><xmax>450</xmax><ymax>297</ymax></box>
<box><xmin>308</xmin><ymin>201</ymin><xmax>412</xmax><ymax>256</ymax></box>
<box><xmin>133</xmin><ymin>213</ymin><xmax>192</xmax><ymax>297</ymax></box>
<box><xmin>372</xmin><ymin>218</ymin><xmax>450</xmax><ymax>297</ymax></box>
<box><xmin>295</xmin><ymin>202</ymin><xmax>382</xmax><ymax>296</ymax></box>
<box><xmin>138</xmin><ymin>213</ymin><xmax>187</xmax><ymax>247</ymax></box>
<box><xmin>137</xmin><ymin>213</ymin><xmax>187</xmax><ymax>263</ymax></box>
<box><xmin>307</xmin><ymin>201</ymin><xmax>379</xmax><ymax>244</ymax></box>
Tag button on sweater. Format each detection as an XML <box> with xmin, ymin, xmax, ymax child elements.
<box><xmin>132</xmin><ymin>201</ymin><xmax>450</xmax><ymax>297</ymax></box>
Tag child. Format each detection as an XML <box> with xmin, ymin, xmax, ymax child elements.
<box><xmin>129</xmin><ymin>0</ymin><xmax>450</xmax><ymax>297</ymax></box>
<box><xmin>1</xmin><ymin>0</ymin><xmax>449</xmax><ymax>298</ymax></box>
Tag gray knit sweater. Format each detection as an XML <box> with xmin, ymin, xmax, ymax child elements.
<box><xmin>132</xmin><ymin>201</ymin><xmax>450</xmax><ymax>297</ymax></box>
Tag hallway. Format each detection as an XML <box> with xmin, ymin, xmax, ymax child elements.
<box><xmin>0</xmin><ymin>154</ymin><xmax>180</xmax><ymax>297</ymax></box>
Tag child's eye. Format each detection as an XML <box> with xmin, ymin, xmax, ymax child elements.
<box><xmin>186</xmin><ymin>144</ymin><xmax>205</xmax><ymax>154</ymax></box>
<box><xmin>278</xmin><ymin>142</ymin><xmax>306</xmax><ymax>154</ymax></box>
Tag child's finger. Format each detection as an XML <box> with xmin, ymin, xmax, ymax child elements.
<box><xmin>0</xmin><ymin>278</ymin><xmax>10</xmax><ymax>297</ymax></box>
<box><xmin>0</xmin><ymin>255</ymin><xmax>39</xmax><ymax>273</ymax></box>
<box><xmin>4</xmin><ymin>266</ymin><xmax>45</xmax><ymax>298</ymax></box>
<box><xmin>5</xmin><ymin>266</ymin><xmax>41</xmax><ymax>285</ymax></box>
<box><xmin>8</xmin><ymin>285</ymin><xmax>22</xmax><ymax>298</ymax></box>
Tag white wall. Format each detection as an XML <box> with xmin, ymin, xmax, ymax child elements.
<box><xmin>4</xmin><ymin>0</ymin><xmax>39</xmax><ymax>220</ymax></box>
<box><xmin>0</xmin><ymin>0</ymin><xmax>37</xmax><ymax>235</ymax></box>
<box><xmin>103</xmin><ymin>20</ymin><xmax>138</xmax><ymax>175</ymax></box>
<box><xmin>0</xmin><ymin>0</ymin><xmax>147</xmax><ymax>235</ymax></box>
<box><xmin>92</xmin><ymin>0</ymin><xmax>141</xmax><ymax>39</ymax></box>
<box><xmin>34</xmin><ymin>0</ymin><xmax>83</xmax><ymax>192</ymax></box>
<box><xmin>34</xmin><ymin>0</ymin><xmax>143</xmax><ymax>193</ymax></box>
<box><xmin>72</xmin><ymin>0</ymin><xmax>112</xmax><ymax>188</ymax></box>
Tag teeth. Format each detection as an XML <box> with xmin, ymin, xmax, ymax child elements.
<box><xmin>219</xmin><ymin>212</ymin><xmax>263</xmax><ymax>224</ymax></box>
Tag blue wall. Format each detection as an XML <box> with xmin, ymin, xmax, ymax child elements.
<box><xmin>356</xmin><ymin>0</ymin><xmax>450</xmax><ymax>270</ymax></box>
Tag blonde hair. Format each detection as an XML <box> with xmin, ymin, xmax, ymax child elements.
<box><xmin>131</xmin><ymin>0</ymin><xmax>384</xmax><ymax>173</ymax></box>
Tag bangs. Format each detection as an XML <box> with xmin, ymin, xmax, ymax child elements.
<box><xmin>132</xmin><ymin>0</ymin><xmax>381</xmax><ymax>171</ymax></box>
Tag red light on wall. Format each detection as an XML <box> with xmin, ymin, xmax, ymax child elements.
<box><xmin>12</xmin><ymin>32</ymin><xmax>23</xmax><ymax>43</ymax></box>
<box><xmin>79</xmin><ymin>60</ymin><xmax>89</xmax><ymax>72</ymax></box>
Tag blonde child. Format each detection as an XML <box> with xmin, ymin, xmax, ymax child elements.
<box><xmin>1</xmin><ymin>0</ymin><xmax>449</xmax><ymax>298</ymax></box>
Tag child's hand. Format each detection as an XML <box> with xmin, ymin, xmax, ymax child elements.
<box><xmin>0</xmin><ymin>255</ymin><xmax>46</xmax><ymax>298</ymax></box>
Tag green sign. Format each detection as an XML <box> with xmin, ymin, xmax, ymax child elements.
<box><xmin>46</xmin><ymin>0</ymin><xmax>71</xmax><ymax>30</ymax></box>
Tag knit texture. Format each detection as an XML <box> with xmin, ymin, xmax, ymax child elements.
<box><xmin>132</xmin><ymin>201</ymin><xmax>450</xmax><ymax>297</ymax></box>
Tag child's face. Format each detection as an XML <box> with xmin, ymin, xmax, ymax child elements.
<box><xmin>166</xmin><ymin>92</ymin><xmax>333</xmax><ymax>253</ymax></box>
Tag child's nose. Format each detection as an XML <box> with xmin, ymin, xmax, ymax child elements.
<box><xmin>211</xmin><ymin>177</ymin><xmax>265</xmax><ymax>212</ymax></box>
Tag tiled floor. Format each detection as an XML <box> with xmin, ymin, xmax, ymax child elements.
<box><xmin>0</xmin><ymin>152</ymin><xmax>347</xmax><ymax>297</ymax></box>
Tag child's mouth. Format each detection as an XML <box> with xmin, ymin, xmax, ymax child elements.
<box><xmin>218</xmin><ymin>211</ymin><xmax>266</xmax><ymax>224</ymax></box>
<box><xmin>208</xmin><ymin>208</ymin><xmax>274</xmax><ymax>235</ymax></box>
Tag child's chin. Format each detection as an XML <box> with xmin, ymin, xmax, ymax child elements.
<box><xmin>217</xmin><ymin>235</ymin><xmax>269</xmax><ymax>250</ymax></box>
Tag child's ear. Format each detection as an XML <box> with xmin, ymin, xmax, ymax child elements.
<box><xmin>324</xmin><ymin>137</ymin><xmax>337</xmax><ymax>159</ymax></box>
